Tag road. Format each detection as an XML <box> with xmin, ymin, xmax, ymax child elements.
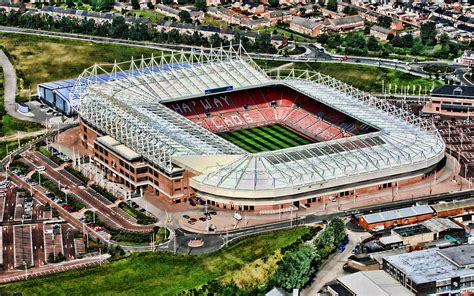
<box><xmin>0</xmin><ymin>26</ymin><xmax>471</xmax><ymax>86</ymax></box>
<box><xmin>23</xmin><ymin>151</ymin><xmax>154</xmax><ymax>232</ymax></box>
<box><xmin>301</xmin><ymin>229</ymin><xmax>370</xmax><ymax>295</ymax></box>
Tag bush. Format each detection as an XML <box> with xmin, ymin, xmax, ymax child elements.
<box><xmin>118</xmin><ymin>202</ymin><xmax>156</xmax><ymax>225</ymax></box>
<box><xmin>91</xmin><ymin>184</ymin><xmax>117</xmax><ymax>203</ymax></box>
<box><xmin>38</xmin><ymin>146</ymin><xmax>64</xmax><ymax>165</ymax></box>
<box><xmin>65</xmin><ymin>166</ymin><xmax>89</xmax><ymax>184</ymax></box>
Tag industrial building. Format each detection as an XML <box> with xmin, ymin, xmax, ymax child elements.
<box><xmin>383</xmin><ymin>245</ymin><xmax>474</xmax><ymax>295</ymax></box>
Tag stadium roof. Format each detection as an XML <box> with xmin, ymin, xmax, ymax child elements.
<box><xmin>76</xmin><ymin>44</ymin><xmax>445</xmax><ymax>199</ymax></box>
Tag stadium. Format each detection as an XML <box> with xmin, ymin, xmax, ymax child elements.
<box><xmin>73</xmin><ymin>45</ymin><xmax>446</xmax><ymax>213</ymax></box>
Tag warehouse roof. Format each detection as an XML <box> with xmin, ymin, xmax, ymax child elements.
<box><xmin>430</xmin><ymin>198</ymin><xmax>474</xmax><ymax>213</ymax></box>
<box><xmin>338</xmin><ymin>270</ymin><xmax>414</xmax><ymax>296</ymax></box>
<box><xmin>421</xmin><ymin>217</ymin><xmax>462</xmax><ymax>233</ymax></box>
<box><xmin>362</xmin><ymin>205</ymin><xmax>433</xmax><ymax>224</ymax></box>
<box><xmin>385</xmin><ymin>246</ymin><xmax>474</xmax><ymax>284</ymax></box>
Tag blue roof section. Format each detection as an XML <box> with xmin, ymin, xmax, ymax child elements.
<box><xmin>38</xmin><ymin>62</ymin><xmax>192</xmax><ymax>103</ymax></box>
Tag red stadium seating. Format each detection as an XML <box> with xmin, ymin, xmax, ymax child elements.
<box><xmin>164</xmin><ymin>85</ymin><xmax>373</xmax><ymax>142</ymax></box>
<box><xmin>286</xmin><ymin>109</ymin><xmax>308</xmax><ymax>124</ymax></box>
<box><xmin>239</xmin><ymin>110</ymin><xmax>266</xmax><ymax>124</ymax></box>
<box><xmin>296</xmin><ymin>115</ymin><xmax>320</xmax><ymax>130</ymax></box>
<box><xmin>260</xmin><ymin>108</ymin><xmax>277</xmax><ymax>121</ymax></box>
<box><xmin>275</xmin><ymin>107</ymin><xmax>293</xmax><ymax>121</ymax></box>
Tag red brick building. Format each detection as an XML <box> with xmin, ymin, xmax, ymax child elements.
<box><xmin>359</xmin><ymin>205</ymin><xmax>434</xmax><ymax>230</ymax></box>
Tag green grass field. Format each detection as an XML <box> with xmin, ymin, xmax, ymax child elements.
<box><xmin>0</xmin><ymin>32</ymin><xmax>165</xmax><ymax>95</ymax></box>
<box><xmin>256</xmin><ymin>60</ymin><xmax>442</xmax><ymax>94</ymax></box>
<box><xmin>2</xmin><ymin>227</ymin><xmax>309</xmax><ymax>295</ymax></box>
<box><xmin>220</xmin><ymin>124</ymin><xmax>312</xmax><ymax>153</ymax></box>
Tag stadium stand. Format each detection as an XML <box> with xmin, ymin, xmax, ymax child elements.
<box><xmin>165</xmin><ymin>85</ymin><xmax>375</xmax><ymax>142</ymax></box>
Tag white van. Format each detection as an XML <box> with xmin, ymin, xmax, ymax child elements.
<box><xmin>35</xmin><ymin>166</ymin><xmax>46</xmax><ymax>172</ymax></box>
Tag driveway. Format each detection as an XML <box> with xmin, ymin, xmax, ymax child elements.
<box><xmin>301</xmin><ymin>228</ymin><xmax>370</xmax><ymax>295</ymax></box>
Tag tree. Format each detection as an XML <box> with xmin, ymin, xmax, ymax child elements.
<box><xmin>345</xmin><ymin>32</ymin><xmax>366</xmax><ymax>51</ymax></box>
<box><xmin>318</xmin><ymin>0</ymin><xmax>325</xmax><ymax>7</ymax></box>
<box><xmin>299</xmin><ymin>7</ymin><xmax>306</xmax><ymax>16</ymax></box>
<box><xmin>268</xmin><ymin>0</ymin><xmax>279</xmax><ymax>7</ymax></box>
<box><xmin>194</xmin><ymin>0</ymin><xmax>206</xmax><ymax>11</ymax></box>
<box><xmin>377</xmin><ymin>15</ymin><xmax>392</xmax><ymax>29</ymax></box>
<box><xmin>110</xmin><ymin>16</ymin><xmax>128</xmax><ymax>39</ymax></box>
<box><xmin>178</xmin><ymin>10</ymin><xmax>192</xmax><ymax>23</ymax></box>
<box><xmin>401</xmin><ymin>33</ymin><xmax>414</xmax><ymax>48</ymax></box>
<box><xmin>420</xmin><ymin>22</ymin><xmax>436</xmax><ymax>45</ymax></box>
<box><xmin>327</xmin><ymin>0</ymin><xmax>337</xmax><ymax>12</ymax></box>
<box><xmin>66</xmin><ymin>0</ymin><xmax>75</xmax><ymax>8</ymax></box>
<box><xmin>273</xmin><ymin>245</ymin><xmax>315</xmax><ymax>291</ymax></box>
<box><xmin>316</xmin><ymin>33</ymin><xmax>329</xmax><ymax>44</ymax></box>
<box><xmin>329</xmin><ymin>217</ymin><xmax>346</xmax><ymax>244</ymax></box>
<box><xmin>131</xmin><ymin>0</ymin><xmax>140</xmax><ymax>10</ymax></box>
<box><xmin>254</xmin><ymin>33</ymin><xmax>274</xmax><ymax>53</ymax></box>
<box><xmin>390</xmin><ymin>34</ymin><xmax>403</xmax><ymax>47</ymax></box>
<box><xmin>95</xmin><ymin>0</ymin><xmax>114</xmax><ymax>12</ymax></box>
<box><xmin>439</xmin><ymin>32</ymin><xmax>449</xmax><ymax>45</ymax></box>
<box><xmin>367</xmin><ymin>35</ymin><xmax>381</xmax><ymax>51</ymax></box>
<box><xmin>210</xmin><ymin>33</ymin><xmax>223</xmax><ymax>47</ymax></box>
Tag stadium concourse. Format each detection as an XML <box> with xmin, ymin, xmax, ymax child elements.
<box><xmin>62</xmin><ymin>44</ymin><xmax>453</xmax><ymax>218</ymax></box>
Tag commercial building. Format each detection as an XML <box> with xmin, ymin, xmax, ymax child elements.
<box><xmin>328</xmin><ymin>270</ymin><xmax>414</xmax><ymax>296</ymax></box>
<box><xmin>383</xmin><ymin>245</ymin><xmax>474</xmax><ymax>295</ymax></box>
<box><xmin>359</xmin><ymin>205</ymin><xmax>434</xmax><ymax>230</ymax></box>
<box><xmin>423</xmin><ymin>85</ymin><xmax>474</xmax><ymax>118</ymax></box>
<box><xmin>37</xmin><ymin>79</ymin><xmax>77</xmax><ymax>116</ymax></box>
<box><xmin>431</xmin><ymin>198</ymin><xmax>474</xmax><ymax>218</ymax></box>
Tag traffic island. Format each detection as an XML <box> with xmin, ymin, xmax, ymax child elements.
<box><xmin>187</xmin><ymin>239</ymin><xmax>204</xmax><ymax>248</ymax></box>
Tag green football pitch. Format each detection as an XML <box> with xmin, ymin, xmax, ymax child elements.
<box><xmin>219</xmin><ymin>124</ymin><xmax>313</xmax><ymax>153</ymax></box>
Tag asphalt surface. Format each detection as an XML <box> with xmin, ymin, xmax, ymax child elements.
<box><xmin>23</xmin><ymin>151</ymin><xmax>154</xmax><ymax>232</ymax></box>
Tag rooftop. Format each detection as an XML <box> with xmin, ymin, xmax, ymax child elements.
<box><xmin>421</xmin><ymin>217</ymin><xmax>462</xmax><ymax>233</ymax></box>
<box><xmin>362</xmin><ymin>205</ymin><xmax>434</xmax><ymax>224</ymax></box>
<box><xmin>330</xmin><ymin>15</ymin><xmax>364</xmax><ymax>27</ymax></box>
<box><xmin>291</xmin><ymin>16</ymin><xmax>322</xmax><ymax>30</ymax></box>
<box><xmin>371</xmin><ymin>25</ymin><xmax>391</xmax><ymax>34</ymax></box>
<box><xmin>431</xmin><ymin>85</ymin><xmax>474</xmax><ymax>99</ymax></box>
<box><xmin>430</xmin><ymin>198</ymin><xmax>474</xmax><ymax>213</ymax></box>
<box><xmin>338</xmin><ymin>270</ymin><xmax>414</xmax><ymax>296</ymax></box>
<box><xmin>392</xmin><ymin>224</ymin><xmax>431</xmax><ymax>237</ymax></box>
<box><xmin>438</xmin><ymin>245</ymin><xmax>474</xmax><ymax>268</ymax></box>
<box><xmin>384</xmin><ymin>246</ymin><xmax>474</xmax><ymax>284</ymax></box>
<box><xmin>379</xmin><ymin>235</ymin><xmax>403</xmax><ymax>245</ymax></box>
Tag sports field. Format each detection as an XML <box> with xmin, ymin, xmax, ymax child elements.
<box><xmin>220</xmin><ymin>124</ymin><xmax>313</xmax><ymax>153</ymax></box>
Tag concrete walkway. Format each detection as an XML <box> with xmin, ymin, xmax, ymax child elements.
<box><xmin>0</xmin><ymin>129</ymin><xmax>48</xmax><ymax>141</ymax></box>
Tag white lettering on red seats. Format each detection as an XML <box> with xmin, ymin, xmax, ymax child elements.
<box><xmin>211</xmin><ymin>118</ymin><xmax>224</xmax><ymax>129</ymax></box>
<box><xmin>242</xmin><ymin>113</ymin><xmax>254</xmax><ymax>123</ymax></box>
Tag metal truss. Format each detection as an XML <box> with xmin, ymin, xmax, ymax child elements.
<box><xmin>194</xmin><ymin>70</ymin><xmax>446</xmax><ymax>192</ymax></box>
